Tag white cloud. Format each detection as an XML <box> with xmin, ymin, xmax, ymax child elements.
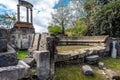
<box><xmin>0</xmin><ymin>0</ymin><xmax>59</xmax><ymax>33</ymax></box>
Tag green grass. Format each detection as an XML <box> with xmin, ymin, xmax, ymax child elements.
<box><xmin>17</xmin><ymin>50</ymin><xmax>28</xmax><ymax>60</ymax></box>
<box><xmin>53</xmin><ymin>65</ymin><xmax>106</xmax><ymax>80</ymax></box>
<box><xmin>53</xmin><ymin>57</ymin><xmax>120</xmax><ymax>80</ymax></box>
<box><xmin>102</xmin><ymin>57</ymin><xmax>120</xmax><ymax>74</ymax></box>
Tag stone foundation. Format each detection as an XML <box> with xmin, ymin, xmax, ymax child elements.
<box><xmin>0</xmin><ymin>61</ymin><xmax>30</xmax><ymax>80</ymax></box>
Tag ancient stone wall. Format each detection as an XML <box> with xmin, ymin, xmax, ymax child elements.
<box><xmin>58</xmin><ymin>36</ymin><xmax>110</xmax><ymax>46</ymax></box>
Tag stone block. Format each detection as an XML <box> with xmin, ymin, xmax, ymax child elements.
<box><xmin>21</xmin><ymin>39</ymin><xmax>29</xmax><ymax>49</ymax></box>
<box><xmin>0</xmin><ymin>45</ymin><xmax>18</xmax><ymax>67</ymax></box>
<box><xmin>86</xmin><ymin>55</ymin><xmax>99</xmax><ymax>64</ymax></box>
<box><xmin>98</xmin><ymin>62</ymin><xmax>104</xmax><ymax>69</ymax></box>
<box><xmin>23</xmin><ymin>57</ymin><xmax>35</xmax><ymax>67</ymax></box>
<box><xmin>35</xmin><ymin>51</ymin><xmax>50</xmax><ymax>80</ymax></box>
<box><xmin>0</xmin><ymin>61</ymin><xmax>30</xmax><ymax>80</ymax></box>
<box><xmin>0</xmin><ymin>39</ymin><xmax>7</xmax><ymax>52</ymax></box>
<box><xmin>105</xmin><ymin>69</ymin><xmax>120</xmax><ymax>80</ymax></box>
<box><xmin>28</xmin><ymin>34</ymin><xmax>40</xmax><ymax>57</ymax></box>
<box><xmin>0</xmin><ymin>28</ymin><xmax>8</xmax><ymax>52</ymax></box>
<box><xmin>82</xmin><ymin>65</ymin><xmax>94</xmax><ymax>76</ymax></box>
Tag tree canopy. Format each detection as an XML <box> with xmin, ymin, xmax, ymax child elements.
<box><xmin>0</xmin><ymin>13</ymin><xmax>16</xmax><ymax>28</ymax></box>
<box><xmin>48</xmin><ymin>25</ymin><xmax>62</xmax><ymax>35</ymax></box>
<box><xmin>85</xmin><ymin>0</ymin><xmax>120</xmax><ymax>37</ymax></box>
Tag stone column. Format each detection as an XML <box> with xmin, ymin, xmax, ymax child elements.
<box><xmin>30</xmin><ymin>9</ymin><xmax>33</xmax><ymax>23</ymax></box>
<box><xmin>27</xmin><ymin>7</ymin><xmax>29</xmax><ymax>23</ymax></box>
<box><xmin>17</xmin><ymin>5</ymin><xmax>20</xmax><ymax>21</ymax></box>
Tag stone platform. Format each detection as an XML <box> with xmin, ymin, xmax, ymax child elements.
<box><xmin>0</xmin><ymin>61</ymin><xmax>30</xmax><ymax>80</ymax></box>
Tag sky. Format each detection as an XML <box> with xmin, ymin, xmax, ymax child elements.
<box><xmin>0</xmin><ymin>0</ymin><xmax>71</xmax><ymax>33</ymax></box>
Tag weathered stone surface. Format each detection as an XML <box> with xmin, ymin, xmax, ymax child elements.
<box><xmin>0</xmin><ymin>28</ymin><xmax>8</xmax><ymax>52</ymax></box>
<box><xmin>23</xmin><ymin>57</ymin><xmax>35</xmax><ymax>67</ymax></box>
<box><xmin>39</xmin><ymin>33</ymin><xmax>50</xmax><ymax>51</ymax></box>
<box><xmin>47</xmin><ymin>37</ymin><xmax>56</xmax><ymax>76</ymax></box>
<box><xmin>0</xmin><ymin>45</ymin><xmax>18</xmax><ymax>67</ymax></box>
<box><xmin>98</xmin><ymin>62</ymin><xmax>104</xmax><ymax>69</ymax></box>
<box><xmin>82</xmin><ymin>65</ymin><xmax>94</xmax><ymax>76</ymax></box>
<box><xmin>21</xmin><ymin>38</ymin><xmax>29</xmax><ymax>49</ymax></box>
<box><xmin>0</xmin><ymin>28</ymin><xmax>8</xmax><ymax>38</ymax></box>
<box><xmin>28</xmin><ymin>34</ymin><xmax>40</xmax><ymax>56</ymax></box>
<box><xmin>86</xmin><ymin>55</ymin><xmax>99</xmax><ymax>64</ymax></box>
<box><xmin>10</xmin><ymin>33</ymin><xmax>35</xmax><ymax>50</ymax></box>
<box><xmin>35</xmin><ymin>51</ymin><xmax>50</xmax><ymax>80</ymax></box>
<box><xmin>0</xmin><ymin>61</ymin><xmax>30</xmax><ymax>80</ymax></box>
<box><xmin>0</xmin><ymin>39</ymin><xmax>7</xmax><ymax>52</ymax></box>
<box><xmin>105</xmin><ymin>69</ymin><xmax>120</xmax><ymax>80</ymax></box>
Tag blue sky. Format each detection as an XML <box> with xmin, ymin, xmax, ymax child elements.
<box><xmin>54</xmin><ymin>0</ymin><xmax>71</xmax><ymax>8</ymax></box>
<box><xmin>0</xmin><ymin>0</ymin><xmax>72</xmax><ymax>33</ymax></box>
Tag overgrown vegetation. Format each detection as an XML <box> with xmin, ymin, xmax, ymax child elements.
<box><xmin>17</xmin><ymin>50</ymin><xmax>28</xmax><ymax>60</ymax></box>
<box><xmin>53</xmin><ymin>65</ymin><xmax>106</xmax><ymax>80</ymax></box>
<box><xmin>85</xmin><ymin>0</ymin><xmax>120</xmax><ymax>37</ymax></box>
<box><xmin>53</xmin><ymin>57</ymin><xmax>120</xmax><ymax>80</ymax></box>
<box><xmin>65</xmin><ymin>18</ymin><xmax>87</xmax><ymax>36</ymax></box>
<box><xmin>48</xmin><ymin>25</ymin><xmax>62</xmax><ymax>35</ymax></box>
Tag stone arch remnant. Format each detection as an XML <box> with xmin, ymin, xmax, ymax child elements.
<box><xmin>17</xmin><ymin>0</ymin><xmax>33</xmax><ymax>23</ymax></box>
<box><xmin>10</xmin><ymin>0</ymin><xmax>35</xmax><ymax>49</ymax></box>
<box><xmin>11</xmin><ymin>0</ymin><xmax>35</xmax><ymax>35</ymax></box>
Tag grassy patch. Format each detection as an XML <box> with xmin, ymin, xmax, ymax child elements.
<box><xmin>57</xmin><ymin>46</ymin><xmax>90</xmax><ymax>53</ymax></box>
<box><xmin>17</xmin><ymin>50</ymin><xmax>28</xmax><ymax>60</ymax></box>
<box><xmin>102</xmin><ymin>57</ymin><xmax>120</xmax><ymax>74</ymax></box>
<box><xmin>53</xmin><ymin>65</ymin><xmax>106</xmax><ymax>80</ymax></box>
<box><xmin>53</xmin><ymin>57</ymin><xmax>120</xmax><ymax>80</ymax></box>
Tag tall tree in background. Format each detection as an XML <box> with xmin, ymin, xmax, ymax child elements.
<box><xmin>51</xmin><ymin>0</ymin><xmax>86</xmax><ymax>35</ymax></box>
<box><xmin>84</xmin><ymin>0</ymin><xmax>101</xmax><ymax>35</ymax></box>
<box><xmin>84</xmin><ymin>0</ymin><xmax>114</xmax><ymax>36</ymax></box>
<box><xmin>93</xmin><ymin>0</ymin><xmax>120</xmax><ymax>37</ymax></box>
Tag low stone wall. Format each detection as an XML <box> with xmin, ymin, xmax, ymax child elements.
<box><xmin>58</xmin><ymin>36</ymin><xmax>110</xmax><ymax>46</ymax></box>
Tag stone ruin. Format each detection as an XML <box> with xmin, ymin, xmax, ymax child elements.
<box><xmin>10</xmin><ymin>0</ymin><xmax>35</xmax><ymax>49</ymax></box>
<box><xmin>0</xmin><ymin>28</ymin><xmax>18</xmax><ymax>67</ymax></box>
<box><xmin>26</xmin><ymin>33</ymin><xmax>56</xmax><ymax>80</ymax></box>
<box><xmin>0</xmin><ymin>28</ymin><xmax>30</xmax><ymax>80</ymax></box>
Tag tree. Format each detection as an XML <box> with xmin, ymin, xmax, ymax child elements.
<box><xmin>48</xmin><ymin>25</ymin><xmax>62</xmax><ymax>35</ymax></box>
<box><xmin>51</xmin><ymin>0</ymin><xmax>86</xmax><ymax>35</ymax></box>
<box><xmin>0</xmin><ymin>13</ymin><xmax>16</xmax><ymax>28</ymax></box>
<box><xmin>84</xmin><ymin>0</ymin><xmax>101</xmax><ymax>35</ymax></box>
<box><xmin>65</xmin><ymin>18</ymin><xmax>87</xmax><ymax>36</ymax></box>
<box><xmin>84</xmin><ymin>0</ymin><xmax>120</xmax><ymax>37</ymax></box>
<box><xmin>93</xmin><ymin>0</ymin><xmax>120</xmax><ymax>37</ymax></box>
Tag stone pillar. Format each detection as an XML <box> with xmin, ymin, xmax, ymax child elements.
<box><xmin>47</xmin><ymin>37</ymin><xmax>56</xmax><ymax>77</ymax></box>
<box><xmin>17</xmin><ymin>4</ymin><xmax>20</xmax><ymax>21</ymax></box>
<box><xmin>30</xmin><ymin>9</ymin><xmax>33</xmax><ymax>23</ymax></box>
<box><xmin>35</xmin><ymin>51</ymin><xmax>50</xmax><ymax>80</ymax></box>
<box><xmin>27</xmin><ymin>7</ymin><xmax>29</xmax><ymax>23</ymax></box>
